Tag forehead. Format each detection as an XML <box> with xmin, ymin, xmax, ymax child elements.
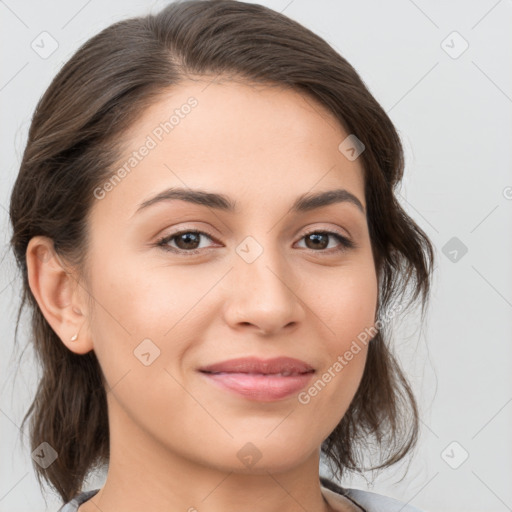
<box><xmin>90</xmin><ymin>79</ymin><xmax>366</xmax><ymax>222</ymax></box>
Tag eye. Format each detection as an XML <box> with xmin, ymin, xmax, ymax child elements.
<box><xmin>155</xmin><ymin>229</ymin><xmax>356</xmax><ymax>255</ymax></box>
<box><xmin>296</xmin><ymin>230</ymin><xmax>356</xmax><ymax>254</ymax></box>
<box><xmin>155</xmin><ymin>229</ymin><xmax>217</xmax><ymax>254</ymax></box>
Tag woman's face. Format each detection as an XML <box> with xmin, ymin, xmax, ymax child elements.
<box><xmin>78</xmin><ymin>80</ymin><xmax>378</xmax><ymax>473</ymax></box>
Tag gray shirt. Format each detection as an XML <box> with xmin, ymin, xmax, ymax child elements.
<box><xmin>56</xmin><ymin>479</ymin><xmax>425</xmax><ymax>512</ymax></box>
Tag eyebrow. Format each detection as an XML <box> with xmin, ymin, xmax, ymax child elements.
<box><xmin>134</xmin><ymin>187</ymin><xmax>366</xmax><ymax>217</ymax></box>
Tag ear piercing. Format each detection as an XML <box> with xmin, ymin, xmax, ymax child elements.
<box><xmin>70</xmin><ymin>313</ymin><xmax>83</xmax><ymax>342</ymax></box>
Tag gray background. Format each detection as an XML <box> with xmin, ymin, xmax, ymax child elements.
<box><xmin>1</xmin><ymin>1</ymin><xmax>511</xmax><ymax>511</ymax></box>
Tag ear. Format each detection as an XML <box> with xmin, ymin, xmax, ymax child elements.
<box><xmin>26</xmin><ymin>236</ymin><xmax>94</xmax><ymax>355</ymax></box>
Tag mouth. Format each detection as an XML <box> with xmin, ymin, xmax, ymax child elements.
<box><xmin>200</xmin><ymin>370</ymin><xmax>314</xmax><ymax>376</ymax></box>
<box><xmin>198</xmin><ymin>357</ymin><xmax>315</xmax><ymax>401</ymax></box>
<box><xmin>198</xmin><ymin>356</ymin><xmax>315</xmax><ymax>375</ymax></box>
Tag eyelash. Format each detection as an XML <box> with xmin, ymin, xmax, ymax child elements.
<box><xmin>155</xmin><ymin>228</ymin><xmax>356</xmax><ymax>256</ymax></box>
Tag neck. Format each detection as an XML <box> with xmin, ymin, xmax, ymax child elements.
<box><xmin>78</xmin><ymin>395</ymin><xmax>336</xmax><ymax>512</ymax></box>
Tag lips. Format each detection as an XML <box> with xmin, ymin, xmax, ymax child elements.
<box><xmin>199</xmin><ymin>356</ymin><xmax>315</xmax><ymax>401</ymax></box>
<box><xmin>199</xmin><ymin>356</ymin><xmax>315</xmax><ymax>375</ymax></box>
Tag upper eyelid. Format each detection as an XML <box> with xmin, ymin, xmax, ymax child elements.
<box><xmin>161</xmin><ymin>224</ymin><xmax>350</xmax><ymax>238</ymax></box>
<box><xmin>159</xmin><ymin>218</ymin><xmax>353</xmax><ymax>236</ymax></box>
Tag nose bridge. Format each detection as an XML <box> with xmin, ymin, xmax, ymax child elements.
<box><xmin>237</xmin><ymin>233</ymin><xmax>292</xmax><ymax>298</ymax></box>
<box><xmin>225</xmin><ymin>232</ymin><xmax>302</xmax><ymax>332</ymax></box>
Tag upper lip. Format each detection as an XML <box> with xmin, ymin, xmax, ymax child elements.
<box><xmin>199</xmin><ymin>356</ymin><xmax>315</xmax><ymax>375</ymax></box>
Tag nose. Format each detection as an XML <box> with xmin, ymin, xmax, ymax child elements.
<box><xmin>222</xmin><ymin>243</ymin><xmax>305</xmax><ymax>336</ymax></box>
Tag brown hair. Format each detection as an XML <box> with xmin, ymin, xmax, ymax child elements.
<box><xmin>9</xmin><ymin>0</ymin><xmax>435</xmax><ymax>504</ymax></box>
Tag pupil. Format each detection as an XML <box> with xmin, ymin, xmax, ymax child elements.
<box><xmin>179</xmin><ymin>233</ymin><xmax>199</xmax><ymax>249</ymax></box>
<box><xmin>308</xmin><ymin>233</ymin><xmax>327</xmax><ymax>249</ymax></box>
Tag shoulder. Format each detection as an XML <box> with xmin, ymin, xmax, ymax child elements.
<box><xmin>320</xmin><ymin>477</ymin><xmax>425</xmax><ymax>512</ymax></box>
<box><xmin>56</xmin><ymin>489</ymin><xmax>100</xmax><ymax>512</ymax></box>
<box><xmin>343</xmin><ymin>487</ymin><xmax>426</xmax><ymax>512</ymax></box>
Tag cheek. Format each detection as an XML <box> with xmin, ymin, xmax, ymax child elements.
<box><xmin>86</xmin><ymin>266</ymin><xmax>195</xmax><ymax>435</ymax></box>
<box><xmin>295</xmin><ymin>261</ymin><xmax>377</xmax><ymax>422</ymax></box>
<box><xmin>85</xmin><ymin>255</ymin><xmax>174</xmax><ymax>383</ymax></box>
<box><xmin>89</xmin><ymin>249</ymin><xmax>192</xmax><ymax>335</ymax></box>
<box><xmin>328</xmin><ymin>267</ymin><xmax>377</xmax><ymax>377</ymax></box>
<box><xmin>305</xmin><ymin>258</ymin><xmax>378</xmax><ymax>338</ymax></box>
<box><xmin>86</xmin><ymin>249</ymin><xmax>221</xmax><ymax>402</ymax></box>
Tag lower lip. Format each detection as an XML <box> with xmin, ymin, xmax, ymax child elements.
<box><xmin>199</xmin><ymin>371</ymin><xmax>315</xmax><ymax>401</ymax></box>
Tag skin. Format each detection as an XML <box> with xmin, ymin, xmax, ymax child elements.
<box><xmin>26</xmin><ymin>79</ymin><xmax>378</xmax><ymax>512</ymax></box>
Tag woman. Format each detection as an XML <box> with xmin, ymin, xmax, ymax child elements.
<box><xmin>9</xmin><ymin>1</ymin><xmax>435</xmax><ymax>511</ymax></box>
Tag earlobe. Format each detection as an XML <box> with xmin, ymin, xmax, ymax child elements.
<box><xmin>26</xmin><ymin>236</ymin><xmax>93</xmax><ymax>355</ymax></box>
